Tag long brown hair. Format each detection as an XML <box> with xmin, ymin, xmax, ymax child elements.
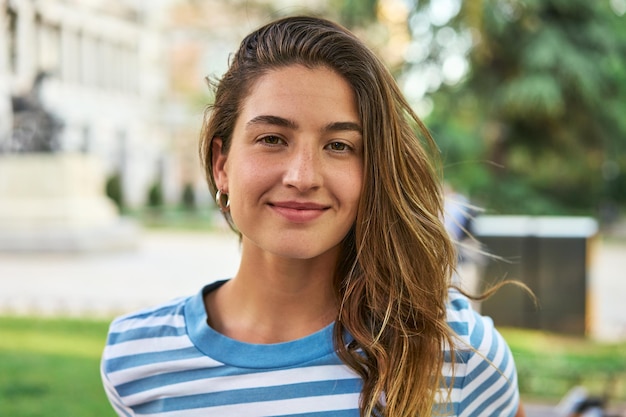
<box><xmin>199</xmin><ymin>16</ymin><xmax>457</xmax><ymax>417</ymax></box>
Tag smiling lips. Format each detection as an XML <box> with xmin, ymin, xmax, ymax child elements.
<box><xmin>269</xmin><ymin>201</ymin><xmax>330</xmax><ymax>223</ymax></box>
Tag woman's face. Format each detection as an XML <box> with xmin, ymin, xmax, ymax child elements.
<box><xmin>213</xmin><ymin>65</ymin><xmax>363</xmax><ymax>261</ymax></box>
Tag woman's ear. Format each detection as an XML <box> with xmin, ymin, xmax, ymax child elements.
<box><xmin>212</xmin><ymin>138</ymin><xmax>228</xmax><ymax>191</ymax></box>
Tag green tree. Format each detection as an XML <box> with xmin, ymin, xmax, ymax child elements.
<box><xmin>330</xmin><ymin>0</ymin><xmax>378</xmax><ymax>27</ymax></box>
<box><xmin>404</xmin><ymin>0</ymin><xmax>626</xmax><ymax>216</ymax></box>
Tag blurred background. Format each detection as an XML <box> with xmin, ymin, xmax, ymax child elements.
<box><xmin>1</xmin><ymin>0</ymin><xmax>625</xmax><ymax>416</ymax></box>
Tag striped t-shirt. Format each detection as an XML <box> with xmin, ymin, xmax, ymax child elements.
<box><xmin>101</xmin><ymin>281</ymin><xmax>520</xmax><ymax>416</ymax></box>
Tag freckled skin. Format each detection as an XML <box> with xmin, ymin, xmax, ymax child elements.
<box><xmin>213</xmin><ymin>65</ymin><xmax>363</xmax><ymax>262</ymax></box>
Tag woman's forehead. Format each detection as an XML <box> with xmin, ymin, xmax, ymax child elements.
<box><xmin>236</xmin><ymin>65</ymin><xmax>361</xmax><ymax>128</ymax></box>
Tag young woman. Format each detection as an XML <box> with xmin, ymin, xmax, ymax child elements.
<box><xmin>102</xmin><ymin>16</ymin><xmax>525</xmax><ymax>417</ymax></box>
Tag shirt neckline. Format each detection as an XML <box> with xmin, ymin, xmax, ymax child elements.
<box><xmin>184</xmin><ymin>280</ymin><xmax>338</xmax><ymax>369</ymax></box>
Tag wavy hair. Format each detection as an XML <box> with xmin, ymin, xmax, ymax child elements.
<box><xmin>199</xmin><ymin>16</ymin><xmax>457</xmax><ymax>417</ymax></box>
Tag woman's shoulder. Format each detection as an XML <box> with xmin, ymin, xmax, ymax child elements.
<box><xmin>445</xmin><ymin>288</ymin><xmax>488</xmax><ymax>341</ymax></box>
<box><xmin>445</xmin><ymin>287</ymin><xmax>510</xmax><ymax>359</ymax></box>
<box><xmin>108</xmin><ymin>295</ymin><xmax>189</xmax><ymax>334</ymax></box>
<box><xmin>101</xmin><ymin>293</ymin><xmax>203</xmax><ymax>387</ymax></box>
<box><xmin>102</xmin><ymin>294</ymin><xmax>194</xmax><ymax>368</ymax></box>
<box><xmin>444</xmin><ymin>288</ymin><xmax>521</xmax><ymax>416</ymax></box>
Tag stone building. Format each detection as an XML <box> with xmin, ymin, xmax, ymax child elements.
<box><xmin>0</xmin><ymin>0</ymin><xmax>169</xmax><ymax>207</ymax></box>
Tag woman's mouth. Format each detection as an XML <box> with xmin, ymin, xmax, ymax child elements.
<box><xmin>268</xmin><ymin>201</ymin><xmax>330</xmax><ymax>223</ymax></box>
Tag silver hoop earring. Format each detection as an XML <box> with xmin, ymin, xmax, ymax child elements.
<box><xmin>215</xmin><ymin>189</ymin><xmax>230</xmax><ymax>212</ymax></box>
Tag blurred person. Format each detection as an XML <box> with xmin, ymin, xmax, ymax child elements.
<box><xmin>101</xmin><ymin>16</ymin><xmax>525</xmax><ymax>417</ymax></box>
<box><xmin>443</xmin><ymin>183</ymin><xmax>473</xmax><ymax>244</ymax></box>
<box><xmin>443</xmin><ymin>183</ymin><xmax>484</xmax><ymax>303</ymax></box>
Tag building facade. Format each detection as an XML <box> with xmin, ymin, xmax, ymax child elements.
<box><xmin>1</xmin><ymin>0</ymin><xmax>169</xmax><ymax>207</ymax></box>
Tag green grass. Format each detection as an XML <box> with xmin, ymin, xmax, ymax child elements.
<box><xmin>500</xmin><ymin>327</ymin><xmax>626</xmax><ymax>404</ymax></box>
<box><xmin>2</xmin><ymin>316</ymin><xmax>626</xmax><ymax>415</ymax></box>
<box><xmin>0</xmin><ymin>316</ymin><xmax>114</xmax><ymax>417</ymax></box>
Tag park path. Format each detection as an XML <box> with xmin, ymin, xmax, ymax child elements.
<box><xmin>0</xmin><ymin>229</ymin><xmax>241</xmax><ymax>317</ymax></box>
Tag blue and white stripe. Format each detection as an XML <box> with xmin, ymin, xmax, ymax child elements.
<box><xmin>101</xmin><ymin>283</ymin><xmax>520</xmax><ymax>416</ymax></box>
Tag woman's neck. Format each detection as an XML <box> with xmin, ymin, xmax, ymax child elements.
<box><xmin>204</xmin><ymin>242</ymin><xmax>339</xmax><ymax>344</ymax></box>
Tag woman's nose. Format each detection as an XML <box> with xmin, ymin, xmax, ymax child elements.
<box><xmin>282</xmin><ymin>145</ymin><xmax>323</xmax><ymax>191</ymax></box>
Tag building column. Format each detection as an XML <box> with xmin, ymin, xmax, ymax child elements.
<box><xmin>0</xmin><ymin>0</ymin><xmax>13</xmax><ymax>144</ymax></box>
<box><xmin>14</xmin><ymin>0</ymin><xmax>36</xmax><ymax>92</ymax></box>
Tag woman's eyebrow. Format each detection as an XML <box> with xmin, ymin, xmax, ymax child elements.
<box><xmin>246</xmin><ymin>115</ymin><xmax>362</xmax><ymax>134</ymax></box>
<box><xmin>324</xmin><ymin>121</ymin><xmax>362</xmax><ymax>134</ymax></box>
<box><xmin>246</xmin><ymin>115</ymin><xmax>297</xmax><ymax>129</ymax></box>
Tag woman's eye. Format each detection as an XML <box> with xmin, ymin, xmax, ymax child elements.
<box><xmin>260</xmin><ymin>135</ymin><xmax>282</xmax><ymax>145</ymax></box>
<box><xmin>327</xmin><ymin>142</ymin><xmax>349</xmax><ymax>151</ymax></box>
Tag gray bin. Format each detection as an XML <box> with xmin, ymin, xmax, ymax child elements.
<box><xmin>473</xmin><ymin>216</ymin><xmax>598</xmax><ymax>336</ymax></box>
